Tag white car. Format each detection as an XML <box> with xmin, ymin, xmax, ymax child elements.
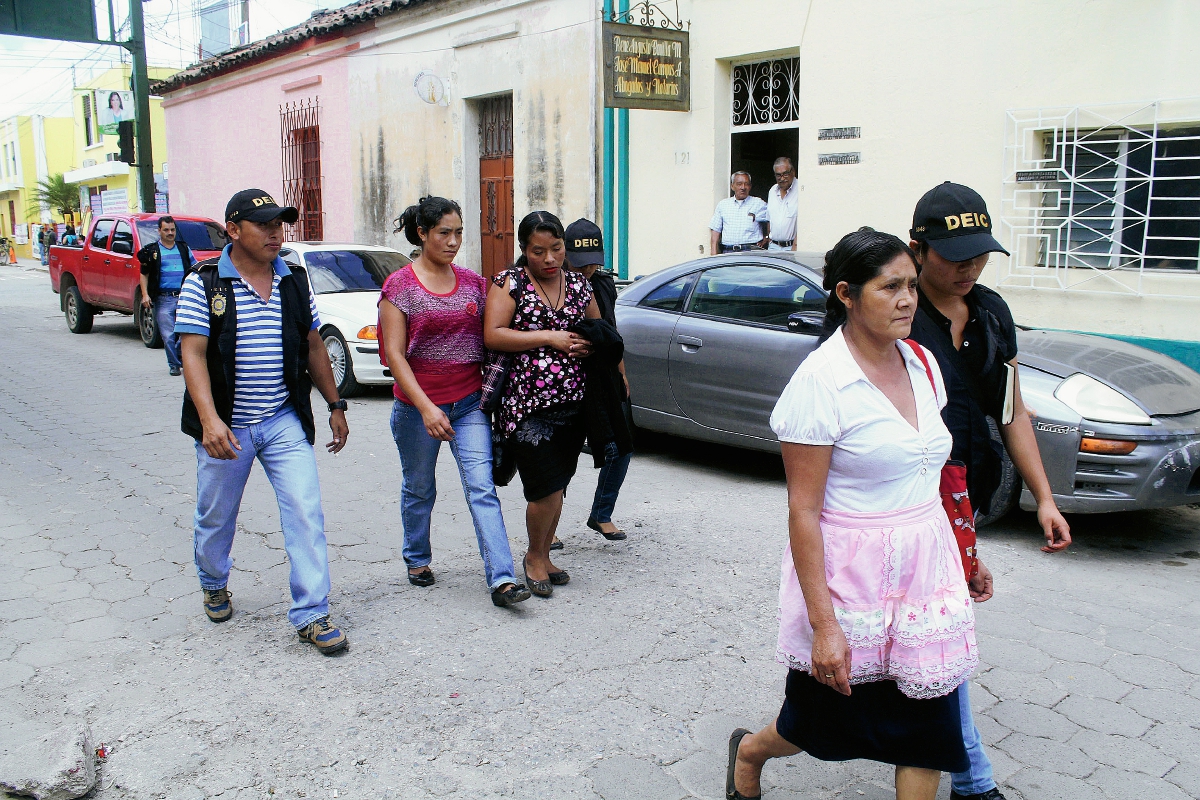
<box><xmin>278</xmin><ymin>242</ymin><xmax>411</xmax><ymax>397</ymax></box>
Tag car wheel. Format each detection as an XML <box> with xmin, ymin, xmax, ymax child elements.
<box><xmin>323</xmin><ymin>328</ymin><xmax>362</xmax><ymax>398</ymax></box>
<box><xmin>976</xmin><ymin>447</ymin><xmax>1021</xmax><ymax>528</ymax></box>
<box><xmin>136</xmin><ymin>294</ymin><xmax>163</xmax><ymax>348</ymax></box>
<box><xmin>64</xmin><ymin>285</ymin><xmax>94</xmax><ymax>334</ymax></box>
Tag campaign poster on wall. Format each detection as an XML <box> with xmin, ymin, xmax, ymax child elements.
<box><xmin>96</xmin><ymin>90</ymin><xmax>134</xmax><ymax>134</ymax></box>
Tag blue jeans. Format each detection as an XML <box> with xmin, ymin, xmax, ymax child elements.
<box><xmin>390</xmin><ymin>393</ymin><xmax>517</xmax><ymax>590</ymax></box>
<box><xmin>590</xmin><ymin>441</ymin><xmax>631</xmax><ymax>524</ymax></box>
<box><xmin>950</xmin><ymin>681</ymin><xmax>996</xmax><ymax>795</ymax></box>
<box><xmin>193</xmin><ymin>406</ymin><xmax>331</xmax><ymax>629</ymax></box>
<box><xmin>155</xmin><ymin>293</ymin><xmax>181</xmax><ymax>370</ymax></box>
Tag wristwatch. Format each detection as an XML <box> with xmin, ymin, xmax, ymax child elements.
<box><xmin>328</xmin><ymin>399</ymin><xmax>348</xmax><ymax>412</ymax></box>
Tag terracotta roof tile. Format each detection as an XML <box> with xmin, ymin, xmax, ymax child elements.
<box><xmin>152</xmin><ymin>0</ymin><xmax>431</xmax><ymax>94</ymax></box>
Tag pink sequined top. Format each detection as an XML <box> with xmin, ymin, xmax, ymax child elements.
<box><xmin>380</xmin><ymin>264</ymin><xmax>486</xmax><ymax>405</ymax></box>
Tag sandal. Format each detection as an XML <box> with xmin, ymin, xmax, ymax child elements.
<box><xmin>548</xmin><ymin>569</ymin><xmax>570</xmax><ymax>586</ymax></box>
<box><xmin>726</xmin><ymin>728</ymin><xmax>760</xmax><ymax>800</ymax></box>
<box><xmin>550</xmin><ymin>538</ymin><xmax>564</xmax><ymax>551</ymax></box>
<box><xmin>587</xmin><ymin>518</ymin><xmax>627</xmax><ymax>541</ymax></box>
<box><xmin>407</xmin><ymin>568</ymin><xmax>435</xmax><ymax>587</ymax></box>
<box><xmin>522</xmin><ymin>555</ymin><xmax>552</xmax><ymax>598</ymax></box>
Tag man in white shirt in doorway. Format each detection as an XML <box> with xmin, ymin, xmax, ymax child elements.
<box><xmin>767</xmin><ymin>157</ymin><xmax>799</xmax><ymax>251</ymax></box>
<box><xmin>709</xmin><ymin>171</ymin><xmax>769</xmax><ymax>254</ymax></box>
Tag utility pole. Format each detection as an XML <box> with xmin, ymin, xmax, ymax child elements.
<box><xmin>125</xmin><ymin>0</ymin><xmax>156</xmax><ymax>212</ymax></box>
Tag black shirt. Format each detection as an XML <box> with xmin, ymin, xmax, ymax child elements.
<box><xmin>910</xmin><ymin>284</ymin><xmax>1018</xmax><ymax>514</ymax></box>
<box><xmin>589</xmin><ymin>269</ymin><xmax>619</xmax><ymax>327</ymax></box>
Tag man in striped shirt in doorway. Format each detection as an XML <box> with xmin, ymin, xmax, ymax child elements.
<box><xmin>175</xmin><ymin>189</ymin><xmax>351</xmax><ymax>655</ymax></box>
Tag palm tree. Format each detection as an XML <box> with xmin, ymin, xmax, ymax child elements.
<box><xmin>28</xmin><ymin>173</ymin><xmax>82</xmax><ymax>221</ymax></box>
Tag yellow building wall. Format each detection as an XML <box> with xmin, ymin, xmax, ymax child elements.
<box><xmin>72</xmin><ymin>66</ymin><xmax>175</xmax><ymax>226</ymax></box>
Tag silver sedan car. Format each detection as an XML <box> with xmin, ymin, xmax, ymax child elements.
<box><xmin>615</xmin><ymin>252</ymin><xmax>1200</xmax><ymax>520</ymax></box>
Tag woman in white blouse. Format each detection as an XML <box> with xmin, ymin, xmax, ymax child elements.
<box><xmin>726</xmin><ymin>229</ymin><xmax>977</xmax><ymax>800</ymax></box>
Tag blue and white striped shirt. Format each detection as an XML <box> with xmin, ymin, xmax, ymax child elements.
<box><xmin>175</xmin><ymin>245</ymin><xmax>320</xmax><ymax>428</ymax></box>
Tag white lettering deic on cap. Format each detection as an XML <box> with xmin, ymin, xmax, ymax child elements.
<box><xmin>943</xmin><ymin>212</ymin><xmax>988</xmax><ymax>231</ymax></box>
<box><xmin>574</xmin><ymin>238</ymin><xmax>600</xmax><ymax>248</ymax></box>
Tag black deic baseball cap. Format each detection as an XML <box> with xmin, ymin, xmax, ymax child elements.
<box><xmin>563</xmin><ymin>218</ymin><xmax>606</xmax><ymax>268</ymax></box>
<box><xmin>225</xmin><ymin>188</ymin><xmax>299</xmax><ymax>225</ymax></box>
<box><xmin>910</xmin><ymin>182</ymin><xmax>1009</xmax><ymax>262</ymax></box>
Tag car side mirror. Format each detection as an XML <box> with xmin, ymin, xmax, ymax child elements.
<box><xmin>787</xmin><ymin>311</ymin><xmax>824</xmax><ymax>335</ymax></box>
<box><xmin>112</xmin><ymin>240</ymin><xmax>132</xmax><ymax>255</ymax></box>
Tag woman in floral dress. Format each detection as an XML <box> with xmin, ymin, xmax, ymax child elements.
<box><xmin>483</xmin><ymin>211</ymin><xmax>601</xmax><ymax>597</ymax></box>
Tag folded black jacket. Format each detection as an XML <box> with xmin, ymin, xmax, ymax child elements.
<box><xmin>571</xmin><ymin>318</ymin><xmax>634</xmax><ymax>467</ymax></box>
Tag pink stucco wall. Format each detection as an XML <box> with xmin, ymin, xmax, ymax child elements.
<box><xmin>162</xmin><ymin>51</ymin><xmax>352</xmax><ymax>242</ymax></box>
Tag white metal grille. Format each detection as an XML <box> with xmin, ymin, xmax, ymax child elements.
<box><xmin>999</xmin><ymin>99</ymin><xmax>1200</xmax><ymax>297</ymax></box>
<box><xmin>732</xmin><ymin>57</ymin><xmax>800</xmax><ymax>128</ymax></box>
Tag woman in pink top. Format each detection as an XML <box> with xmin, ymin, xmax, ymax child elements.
<box><xmin>378</xmin><ymin>197</ymin><xmax>529</xmax><ymax>608</ymax></box>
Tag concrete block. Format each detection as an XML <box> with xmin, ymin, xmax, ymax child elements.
<box><xmin>995</xmin><ymin>732</ymin><xmax>1097</xmax><ymax>779</ymax></box>
<box><xmin>1087</xmin><ymin>765</ymin><xmax>1194</xmax><ymax>800</ymax></box>
<box><xmin>1070</xmin><ymin>730</ymin><xmax>1176</xmax><ymax>778</ymax></box>
<box><xmin>989</xmin><ymin>701</ymin><xmax>1080</xmax><ymax>741</ymax></box>
<box><xmin>0</xmin><ymin>724</ymin><xmax>95</xmax><ymax>800</ymax></box>
<box><xmin>1056</xmin><ymin>695</ymin><xmax>1151</xmax><ymax>737</ymax></box>
<box><xmin>1119</xmin><ymin>687</ymin><xmax>1200</xmax><ymax>726</ymax></box>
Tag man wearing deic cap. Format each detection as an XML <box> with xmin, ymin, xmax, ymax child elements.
<box><xmin>908</xmin><ymin>182</ymin><xmax>1071</xmax><ymax>800</ymax></box>
<box><xmin>174</xmin><ymin>189</ymin><xmax>351</xmax><ymax>655</ymax></box>
<box><xmin>563</xmin><ymin>219</ymin><xmax>634</xmax><ymax>545</ymax></box>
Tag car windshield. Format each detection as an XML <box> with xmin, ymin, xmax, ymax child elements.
<box><xmin>303</xmin><ymin>250</ymin><xmax>410</xmax><ymax>293</ymax></box>
<box><xmin>137</xmin><ymin>220</ymin><xmax>230</xmax><ymax>252</ymax></box>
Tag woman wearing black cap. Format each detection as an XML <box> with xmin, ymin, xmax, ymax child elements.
<box><xmin>483</xmin><ymin>211</ymin><xmax>601</xmax><ymax>597</ymax></box>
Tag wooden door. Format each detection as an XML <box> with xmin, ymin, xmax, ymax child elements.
<box><xmin>479</xmin><ymin>95</ymin><xmax>514</xmax><ymax>280</ymax></box>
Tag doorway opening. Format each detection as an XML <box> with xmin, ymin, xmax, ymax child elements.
<box><xmin>478</xmin><ymin>94</ymin><xmax>514</xmax><ymax>280</ymax></box>
<box><xmin>731</xmin><ymin>128</ymin><xmax>798</xmax><ymax>203</ymax></box>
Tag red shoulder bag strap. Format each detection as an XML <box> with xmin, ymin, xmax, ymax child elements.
<box><xmin>904</xmin><ymin>338</ymin><xmax>938</xmax><ymax>401</ymax></box>
<box><xmin>904</xmin><ymin>339</ymin><xmax>979</xmax><ymax>581</ymax></box>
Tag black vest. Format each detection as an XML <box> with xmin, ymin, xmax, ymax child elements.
<box><xmin>180</xmin><ymin>263</ymin><xmax>316</xmax><ymax>444</ymax></box>
<box><xmin>137</xmin><ymin>240</ymin><xmax>194</xmax><ymax>301</ymax></box>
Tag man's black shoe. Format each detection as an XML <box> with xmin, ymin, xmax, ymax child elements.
<box><xmin>950</xmin><ymin>789</ymin><xmax>1006</xmax><ymax>800</ymax></box>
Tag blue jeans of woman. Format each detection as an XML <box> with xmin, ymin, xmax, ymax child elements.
<box><xmin>590</xmin><ymin>441</ymin><xmax>632</xmax><ymax>524</ymax></box>
<box><xmin>390</xmin><ymin>392</ymin><xmax>517</xmax><ymax>590</ymax></box>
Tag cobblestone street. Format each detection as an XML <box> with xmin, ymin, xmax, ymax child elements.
<box><xmin>2</xmin><ymin>262</ymin><xmax>1199</xmax><ymax>799</ymax></box>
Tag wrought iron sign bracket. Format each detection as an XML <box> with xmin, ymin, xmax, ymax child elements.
<box><xmin>604</xmin><ymin>1</ymin><xmax>688</xmax><ymax>30</ymax></box>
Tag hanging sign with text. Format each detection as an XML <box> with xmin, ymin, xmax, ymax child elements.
<box><xmin>603</xmin><ymin>22</ymin><xmax>690</xmax><ymax>112</ymax></box>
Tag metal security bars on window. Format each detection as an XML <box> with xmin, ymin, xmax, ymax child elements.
<box><xmin>732</xmin><ymin>57</ymin><xmax>800</xmax><ymax>128</ymax></box>
<box><xmin>280</xmin><ymin>98</ymin><xmax>323</xmax><ymax>242</ymax></box>
<box><xmin>1000</xmin><ymin>100</ymin><xmax>1200</xmax><ymax>297</ymax></box>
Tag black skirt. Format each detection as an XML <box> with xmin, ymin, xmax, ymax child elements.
<box><xmin>775</xmin><ymin>670</ymin><xmax>968</xmax><ymax>773</ymax></box>
<box><xmin>508</xmin><ymin>403</ymin><xmax>585</xmax><ymax>502</ymax></box>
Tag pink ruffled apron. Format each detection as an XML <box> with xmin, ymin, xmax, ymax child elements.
<box><xmin>776</xmin><ymin>497</ymin><xmax>978</xmax><ymax>699</ymax></box>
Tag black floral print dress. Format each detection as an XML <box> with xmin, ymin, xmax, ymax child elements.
<box><xmin>492</xmin><ymin>266</ymin><xmax>592</xmax><ymax>501</ymax></box>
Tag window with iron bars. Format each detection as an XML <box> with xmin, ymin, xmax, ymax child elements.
<box><xmin>280</xmin><ymin>98</ymin><xmax>323</xmax><ymax>241</ymax></box>
<box><xmin>732</xmin><ymin>57</ymin><xmax>800</xmax><ymax>128</ymax></box>
<box><xmin>1031</xmin><ymin>125</ymin><xmax>1200</xmax><ymax>272</ymax></box>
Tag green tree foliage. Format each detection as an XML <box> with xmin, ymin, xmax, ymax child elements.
<box><xmin>28</xmin><ymin>173</ymin><xmax>81</xmax><ymax>220</ymax></box>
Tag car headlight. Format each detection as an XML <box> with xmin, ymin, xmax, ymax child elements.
<box><xmin>1053</xmin><ymin>373</ymin><xmax>1151</xmax><ymax>425</ymax></box>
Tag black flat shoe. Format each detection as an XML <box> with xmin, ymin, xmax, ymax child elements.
<box><xmin>407</xmin><ymin>569</ymin><xmax>435</xmax><ymax>587</ymax></box>
<box><xmin>587</xmin><ymin>518</ymin><xmax>627</xmax><ymax>541</ymax></box>
<box><xmin>550</xmin><ymin>538</ymin><xmax>564</xmax><ymax>551</ymax></box>
<box><xmin>522</xmin><ymin>555</ymin><xmax>552</xmax><ymax>598</ymax></box>
<box><xmin>491</xmin><ymin>583</ymin><xmax>532</xmax><ymax>607</ymax></box>
<box><xmin>726</xmin><ymin>728</ymin><xmax>760</xmax><ymax>800</ymax></box>
<box><xmin>548</xmin><ymin>569</ymin><xmax>570</xmax><ymax>586</ymax></box>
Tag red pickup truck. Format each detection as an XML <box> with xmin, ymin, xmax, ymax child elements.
<box><xmin>49</xmin><ymin>213</ymin><xmax>227</xmax><ymax>345</ymax></box>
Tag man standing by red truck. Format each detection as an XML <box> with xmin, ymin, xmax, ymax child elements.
<box><xmin>139</xmin><ymin>216</ymin><xmax>195</xmax><ymax>376</ymax></box>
